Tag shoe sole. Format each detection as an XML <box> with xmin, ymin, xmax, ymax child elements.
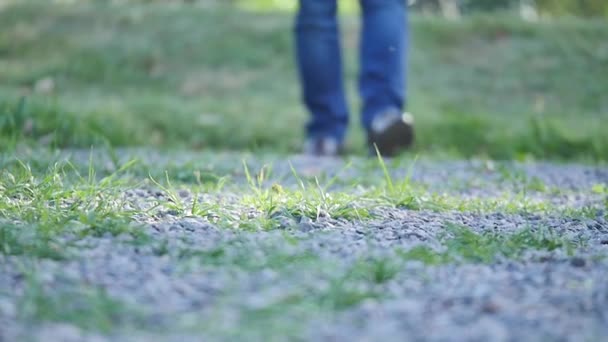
<box><xmin>369</xmin><ymin>116</ymin><xmax>414</xmax><ymax>157</ymax></box>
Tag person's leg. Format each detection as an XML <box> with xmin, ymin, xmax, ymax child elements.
<box><xmin>295</xmin><ymin>0</ymin><xmax>349</xmax><ymax>145</ymax></box>
<box><xmin>359</xmin><ymin>0</ymin><xmax>408</xmax><ymax>131</ymax></box>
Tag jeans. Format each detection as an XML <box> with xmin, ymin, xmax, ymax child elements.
<box><xmin>295</xmin><ymin>0</ymin><xmax>408</xmax><ymax>143</ymax></box>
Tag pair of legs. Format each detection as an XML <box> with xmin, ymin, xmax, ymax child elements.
<box><xmin>295</xmin><ymin>0</ymin><xmax>408</xmax><ymax>146</ymax></box>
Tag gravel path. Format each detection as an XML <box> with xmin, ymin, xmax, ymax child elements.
<box><xmin>1</xmin><ymin>150</ymin><xmax>607</xmax><ymax>341</ymax></box>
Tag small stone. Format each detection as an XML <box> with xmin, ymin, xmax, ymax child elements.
<box><xmin>318</xmin><ymin>210</ymin><xmax>330</xmax><ymax>218</ymax></box>
<box><xmin>538</xmin><ymin>255</ymin><xmax>553</xmax><ymax>263</ymax></box>
<box><xmin>570</xmin><ymin>257</ymin><xmax>586</xmax><ymax>268</ymax></box>
<box><xmin>298</xmin><ymin>222</ymin><xmax>314</xmax><ymax>233</ymax></box>
<box><xmin>481</xmin><ymin>300</ymin><xmax>501</xmax><ymax>314</ymax></box>
<box><xmin>37</xmin><ymin>323</ymin><xmax>82</xmax><ymax>342</ymax></box>
<box><xmin>0</xmin><ymin>297</ymin><xmax>16</xmax><ymax>317</ymax></box>
<box><xmin>441</xmin><ymin>298</ymin><xmax>455</xmax><ymax>309</ymax></box>
<box><xmin>34</xmin><ymin>77</ymin><xmax>55</xmax><ymax>94</ymax></box>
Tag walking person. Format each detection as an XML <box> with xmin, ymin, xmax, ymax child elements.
<box><xmin>296</xmin><ymin>0</ymin><xmax>414</xmax><ymax>157</ymax></box>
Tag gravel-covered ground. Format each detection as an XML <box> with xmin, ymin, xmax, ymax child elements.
<box><xmin>1</xmin><ymin>150</ymin><xmax>607</xmax><ymax>341</ymax></box>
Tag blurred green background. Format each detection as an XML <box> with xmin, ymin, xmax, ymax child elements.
<box><xmin>240</xmin><ymin>0</ymin><xmax>608</xmax><ymax>17</ymax></box>
<box><xmin>1</xmin><ymin>0</ymin><xmax>607</xmax><ymax>160</ymax></box>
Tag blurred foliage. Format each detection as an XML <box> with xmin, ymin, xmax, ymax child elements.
<box><xmin>535</xmin><ymin>0</ymin><xmax>608</xmax><ymax>17</ymax></box>
<box><xmin>12</xmin><ymin>0</ymin><xmax>605</xmax><ymax>17</ymax></box>
<box><xmin>234</xmin><ymin>0</ymin><xmax>608</xmax><ymax>17</ymax></box>
<box><xmin>1</xmin><ymin>1</ymin><xmax>606</xmax><ymax>160</ymax></box>
<box><xmin>460</xmin><ymin>0</ymin><xmax>608</xmax><ymax>17</ymax></box>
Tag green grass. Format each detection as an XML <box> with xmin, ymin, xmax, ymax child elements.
<box><xmin>1</xmin><ymin>2</ymin><xmax>605</xmax><ymax>334</ymax></box>
<box><xmin>177</xmin><ymin>239</ymin><xmax>319</xmax><ymax>272</ymax></box>
<box><xmin>241</xmin><ymin>161</ymin><xmax>371</xmax><ymax>224</ymax></box>
<box><xmin>374</xmin><ymin>147</ymin><xmax>420</xmax><ymax>209</ymax></box>
<box><xmin>0</xmin><ymin>158</ymin><xmax>138</xmax><ymax>227</ymax></box>
<box><xmin>1</xmin><ymin>151</ymin><xmax>600</xmax><ymax>336</ymax></box>
<box><xmin>592</xmin><ymin>183</ymin><xmax>608</xmax><ymax>210</ymax></box>
<box><xmin>398</xmin><ymin>223</ymin><xmax>584</xmax><ymax>264</ymax></box>
<box><xmin>175</xmin><ymin>222</ymin><xmax>584</xmax><ymax>279</ymax></box>
<box><xmin>184</xmin><ymin>222</ymin><xmax>587</xmax><ymax>339</ymax></box>
<box><xmin>0</xmin><ymin>222</ymin><xmax>66</xmax><ymax>260</ymax></box>
<box><xmin>11</xmin><ymin>220</ymin><xmax>586</xmax><ymax>334</ymax></box>
<box><xmin>0</xmin><ymin>1</ymin><xmax>607</xmax><ymax>160</ymax></box>
<box><xmin>0</xmin><ymin>157</ymin><xmax>152</xmax><ymax>259</ymax></box>
<box><xmin>350</xmin><ymin>257</ymin><xmax>401</xmax><ymax>284</ymax></box>
<box><xmin>0</xmin><ymin>151</ymin><xmax>600</xmax><ymax>254</ymax></box>
<box><xmin>17</xmin><ymin>268</ymin><xmax>145</xmax><ymax>333</ymax></box>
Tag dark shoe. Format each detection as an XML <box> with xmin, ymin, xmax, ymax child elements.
<box><xmin>303</xmin><ymin>136</ymin><xmax>344</xmax><ymax>157</ymax></box>
<box><xmin>368</xmin><ymin>110</ymin><xmax>414</xmax><ymax>157</ymax></box>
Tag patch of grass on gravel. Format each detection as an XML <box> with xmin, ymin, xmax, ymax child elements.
<box><xmin>177</xmin><ymin>240</ymin><xmax>319</xmax><ymax>272</ymax></box>
<box><xmin>373</xmin><ymin>150</ymin><xmax>420</xmax><ymax>209</ymax></box>
<box><xmin>17</xmin><ymin>269</ymin><xmax>146</xmax><ymax>333</ymax></box>
<box><xmin>241</xmin><ymin>162</ymin><xmax>371</xmax><ymax>223</ymax></box>
<box><xmin>202</xmin><ymin>228</ymin><xmax>582</xmax><ymax>339</ymax></box>
<box><xmin>0</xmin><ymin>151</ymin><xmax>602</xmax><ymax>267</ymax></box>
<box><xmin>0</xmin><ymin>158</ymin><xmax>150</xmax><ymax>258</ymax></box>
<box><xmin>0</xmin><ymin>159</ymin><xmax>137</xmax><ymax>226</ymax></box>
<box><xmin>349</xmin><ymin>257</ymin><xmax>401</xmax><ymax>284</ymax></box>
<box><xmin>399</xmin><ymin>224</ymin><xmax>585</xmax><ymax>264</ymax></box>
<box><xmin>371</xmin><ymin>156</ymin><xmax>582</xmax><ymax>215</ymax></box>
<box><xmin>194</xmin><ymin>257</ymin><xmax>391</xmax><ymax>339</ymax></box>
<box><xmin>414</xmin><ymin>192</ymin><xmax>555</xmax><ymax>214</ymax></box>
<box><xmin>147</xmin><ymin>162</ymin><xmax>230</xmax><ymax>187</ymax></box>
<box><xmin>0</xmin><ymin>222</ymin><xmax>66</xmax><ymax>260</ymax></box>
<box><xmin>318</xmin><ymin>277</ymin><xmax>382</xmax><ymax>311</ymax></box>
<box><xmin>592</xmin><ymin>183</ymin><xmax>608</xmax><ymax>210</ymax></box>
<box><xmin>193</xmin><ymin>223</ymin><xmax>587</xmax><ymax>339</ymax></box>
<box><xmin>2</xmin><ymin>153</ymin><xmax>603</xmax><ymax>240</ymax></box>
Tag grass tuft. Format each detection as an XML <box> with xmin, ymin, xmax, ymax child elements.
<box><xmin>18</xmin><ymin>269</ymin><xmax>145</xmax><ymax>333</ymax></box>
<box><xmin>0</xmin><ymin>222</ymin><xmax>66</xmax><ymax>260</ymax></box>
<box><xmin>398</xmin><ymin>224</ymin><xmax>584</xmax><ymax>265</ymax></box>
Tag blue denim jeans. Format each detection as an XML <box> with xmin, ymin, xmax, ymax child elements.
<box><xmin>295</xmin><ymin>0</ymin><xmax>408</xmax><ymax>143</ymax></box>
